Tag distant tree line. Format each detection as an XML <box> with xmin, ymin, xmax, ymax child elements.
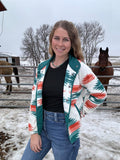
<box><xmin>21</xmin><ymin>21</ymin><xmax>104</xmax><ymax>66</ymax></box>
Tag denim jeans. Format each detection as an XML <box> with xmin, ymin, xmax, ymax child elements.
<box><xmin>21</xmin><ymin>110</ymin><xmax>80</xmax><ymax>160</ymax></box>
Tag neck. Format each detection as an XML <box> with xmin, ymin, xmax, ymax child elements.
<box><xmin>99</xmin><ymin>60</ymin><xmax>108</xmax><ymax>67</ymax></box>
<box><xmin>54</xmin><ymin>56</ymin><xmax>68</xmax><ymax>64</ymax></box>
<box><xmin>51</xmin><ymin>55</ymin><xmax>68</xmax><ymax>68</ymax></box>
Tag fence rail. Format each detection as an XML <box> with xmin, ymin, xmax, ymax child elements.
<box><xmin>0</xmin><ymin>64</ymin><xmax>120</xmax><ymax>109</ymax></box>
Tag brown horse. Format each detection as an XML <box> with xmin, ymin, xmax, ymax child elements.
<box><xmin>0</xmin><ymin>61</ymin><xmax>20</xmax><ymax>95</ymax></box>
<box><xmin>92</xmin><ymin>47</ymin><xmax>114</xmax><ymax>106</ymax></box>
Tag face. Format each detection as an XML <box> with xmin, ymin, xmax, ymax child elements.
<box><xmin>52</xmin><ymin>27</ymin><xmax>71</xmax><ymax>58</ymax></box>
<box><xmin>99</xmin><ymin>49</ymin><xmax>109</xmax><ymax>67</ymax></box>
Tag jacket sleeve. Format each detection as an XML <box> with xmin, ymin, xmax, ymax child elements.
<box><xmin>79</xmin><ymin>62</ymin><xmax>107</xmax><ymax>114</ymax></box>
<box><xmin>28</xmin><ymin>71</ymin><xmax>38</xmax><ymax>135</ymax></box>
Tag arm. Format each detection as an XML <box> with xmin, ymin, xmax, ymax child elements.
<box><xmin>79</xmin><ymin>62</ymin><xmax>107</xmax><ymax>114</ymax></box>
<box><xmin>28</xmin><ymin>70</ymin><xmax>42</xmax><ymax>152</ymax></box>
<box><xmin>28</xmin><ymin>75</ymin><xmax>38</xmax><ymax>134</ymax></box>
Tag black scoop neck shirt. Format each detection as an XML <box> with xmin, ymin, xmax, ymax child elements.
<box><xmin>42</xmin><ymin>59</ymin><xmax>69</xmax><ymax>113</ymax></box>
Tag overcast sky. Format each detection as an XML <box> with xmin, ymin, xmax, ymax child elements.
<box><xmin>0</xmin><ymin>0</ymin><xmax>120</xmax><ymax>57</ymax></box>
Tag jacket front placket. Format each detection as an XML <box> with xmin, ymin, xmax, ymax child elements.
<box><xmin>63</xmin><ymin>60</ymin><xmax>80</xmax><ymax>127</ymax></box>
<box><xmin>36</xmin><ymin>65</ymin><xmax>48</xmax><ymax>134</ymax></box>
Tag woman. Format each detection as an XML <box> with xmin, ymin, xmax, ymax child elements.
<box><xmin>22</xmin><ymin>20</ymin><xmax>107</xmax><ymax>160</ymax></box>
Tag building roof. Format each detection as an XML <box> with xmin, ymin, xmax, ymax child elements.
<box><xmin>0</xmin><ymin>1</ymin><xmax>7</xmax><ymax>12</ymax></box>
<box><xmin>0</xmin><ymin>53</ymin><xmax>11</xmax><ymax>57</ymax></box>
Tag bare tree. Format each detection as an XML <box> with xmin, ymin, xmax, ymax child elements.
<box><xmin>21</xmin><ymin>21</ymin><xmax>104</xmax><ymax>66</ymax></box>
<box><xmin>21</xmin><ymin>24</ymin><xmax>51</xmax><ymax>66</ymax></box>
<box><xmin>21</xmin><ymin>27</ymin><xmax>38</xmax><ymax>65</ymax></box>
<box><xmin>76</xmin><ymin>21</ymin><xmax>104</xmax><ymax>66</ymax></box>
<box><xmin>35</xmin><ymin>24</ymin><xmax>52</xmax><ymax>60</ymax></box>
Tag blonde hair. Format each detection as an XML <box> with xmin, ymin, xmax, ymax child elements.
<box><xmin>49</xmin><ymin>20</ymin><xmax>84</xmax><ymax>61</ymax></box>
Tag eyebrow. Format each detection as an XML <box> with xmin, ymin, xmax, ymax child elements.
<box><xmin>53</xmin><ymin>36</ymin><xmax>70</xmax><ymax>39</ymax></box>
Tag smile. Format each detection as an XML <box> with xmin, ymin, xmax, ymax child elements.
<box><xmin>56</xmin><ymin>48</ymin><xmax>65</xmax><ymax>52</ymax></box>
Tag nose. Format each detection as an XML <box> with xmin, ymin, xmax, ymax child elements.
<box><xmin>58</xmin><ymin>39</ymin><xmax>63</xmax><ymax>46</ymax></box>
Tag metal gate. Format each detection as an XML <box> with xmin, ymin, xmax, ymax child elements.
<box><xmin>0</xmin><ymin>64</ymin><xmax>120</xmax><ymax>110</ymax></box>
<box><xmin>0</xmin><ymin>65</ymin><xmax>36</xmax><ymax>108</ymax></box>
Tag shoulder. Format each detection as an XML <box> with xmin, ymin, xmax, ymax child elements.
<box><xmin>79</xmin><ymin>61</ymin><xmax>92</xmax><ymax>71</ymax></box>
<box><xmin>69</xmin><ymin>55</ymin><xmax>81</xmax><ymax>73</ymax></box>
<box><xmin>77</xmin><ymin>61</ymin><xmax>95</xmax><ymax>78</ymax></box>
<box><xmin>69</xmin><ymin>55</ymin><xmax>91</xmax><ymax>74</ymax></box>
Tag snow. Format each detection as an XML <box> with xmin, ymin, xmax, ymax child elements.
<box><xmin>0</xmin><ymin>109</ymin><xmax>120</xmax><ymax>160</ymax></box>
<box><xmin>0</xmin><ymin>57</ymin><xmax>120</xmax><ymax>160</ymax></box>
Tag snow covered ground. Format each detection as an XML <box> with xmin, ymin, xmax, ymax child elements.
<box><xmin>0</xmin><ymin>109</ymin><xmax>120</xmax><ymax>160</ymax></box>
<box><xmin>0</xmin><ymin>57</ymin><xmax>120</xmax><ymax>160</ymax></box>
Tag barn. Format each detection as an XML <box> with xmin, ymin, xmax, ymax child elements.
<box><xmin>0</xmin><ymin>53</ymin><xmax>20</xmax><ymax>65</ymax></box>
<box><xmin>0</xmin><ymin>1</ymin><xmax>7</xmax><ymax>12</ymax></box>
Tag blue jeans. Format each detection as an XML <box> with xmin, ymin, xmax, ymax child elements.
<box><xmin>21</xmin><ymin>110</ymin><xmax>80</xmax><ymax>160</ymax></box>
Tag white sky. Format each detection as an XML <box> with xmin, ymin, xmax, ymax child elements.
<box><xmin>0</xmin><ymin>0</ymin><xmax>120</xmax><ymax>57</ymax></box>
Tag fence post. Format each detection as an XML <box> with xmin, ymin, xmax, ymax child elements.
<box><xmin>33</xmin><ymin>66</ymin><xmax>36</xmax><ymax>81</ymax></box>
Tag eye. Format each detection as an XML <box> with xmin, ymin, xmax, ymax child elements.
<box><xmin>63</xmin><ymin>38</ymin><xmax>70</xmax><ymax>42</ymax></box>
<box><xmin>53</xmin><ymin>36</ymin><xmax>59</xmax><ymax>40</ymax></box>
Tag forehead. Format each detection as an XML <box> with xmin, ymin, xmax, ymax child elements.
<box><xmin>100</xmin><ymin>50</ymin><xmax>108</xmax><ymax>58</ymax></box>
<box><xmin>100</xmin><ymin>51</ymin><xmax>106</xmax><ymax>54</ymax></box>
<box><xmin>100</xmin><ymin>50</ymin><xmax>107</xmax><ymax>54</ymax></box>
<box><xmin>53</xmin><ymin>27</ymin><xmax>69</xmax><ymax>37</ymax></box>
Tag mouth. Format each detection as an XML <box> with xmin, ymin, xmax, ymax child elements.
<box><xmin>56</xmin><ymin>48</ymin><xmax>65</xmax><ymax>52</ymax></box>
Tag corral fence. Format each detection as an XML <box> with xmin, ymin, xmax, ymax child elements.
<box><xmin>0</xmin><ymin>64</ymin><xmax>120</xmax><ymax>110</ymax></box>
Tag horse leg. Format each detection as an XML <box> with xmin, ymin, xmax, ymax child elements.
<box><xmin>7</xmin><ymin>81</ymin><xmax>12</xmax><ymax>95</ymax></box>
<box><xmin>103</xmin><ymin>85</ymin><xmax>108</xmax><ymax>106</ymax></box>
<box><xmin>103</xmin><ymin>99</ymin><xmax>107</xmax><ymax>106</ymax></box>
<box><xmin>13</xmin><ymin>67</ymin><xmax>20</xmax><ymax>88</ymax></box>
<box><xmin>0</xmin><ymin>69</ymin><xmax>1</xmax><ymax>82</ymax></box>
<box><xmin>4</xmin><ymin>77</ymin><xmax>12</xmax><ymax>95</ymax></box>
<box><xmin>3</xmin><ymin>83</ymin><xmax>8</xmax><ymax>94</ymax></box>
<box><xmin>9</xmin><ymin>81</ymin><xmax>12</xmax><ymax>95</ymax></box>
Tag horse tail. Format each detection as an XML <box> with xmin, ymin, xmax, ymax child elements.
<box><xmin>13</xmin><ymin>67</ymin><xmax>20</xmax><ymax>88</ymax></box>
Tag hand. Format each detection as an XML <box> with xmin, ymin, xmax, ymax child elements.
<box><xmin>30</xmin><ymin>133</ymin><xmax>42</xmax><ymax>152</ymax></box>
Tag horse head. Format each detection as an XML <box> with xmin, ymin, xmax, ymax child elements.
<box><xmin>99</xmin><ymin>47</ymin><xmax>109</xmax><ymax>69</ymax></box>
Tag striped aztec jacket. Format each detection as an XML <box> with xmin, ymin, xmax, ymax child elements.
<box><xmin>28</xmin><ymin>54</ymin><xmax>107</xmax><ymax>144</ymax></box>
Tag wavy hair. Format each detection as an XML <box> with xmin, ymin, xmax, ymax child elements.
<box><xmin>49</xmin><ymin>20</ymin><xmax>84</xmax><ymax>61</ymax></box>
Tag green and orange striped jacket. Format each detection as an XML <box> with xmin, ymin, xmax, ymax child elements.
<box><xmin>28</xmin><ymin>54</ymin><xmax>107</xmax><ymax>144</ymax></box>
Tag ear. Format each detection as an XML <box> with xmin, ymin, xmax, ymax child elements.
<box><xmin>100</xmin><ymin>48</ymin><xmax>102</xmax><ymax>52</ymax></box>
<box><xmin>106</xmin><ymin>47</ymin><xmax>109</xmax><ymax>52</ymax></box>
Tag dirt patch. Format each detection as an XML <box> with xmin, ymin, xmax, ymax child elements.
<box><xmin>0</xmin><ymin>131</ymin><xmax>18</xmax><ymax>160</ymax></box>
<box><xmin>0</xmin><ymin>132</ymin><xmax>11</xmax><ymax>160</ymax></box>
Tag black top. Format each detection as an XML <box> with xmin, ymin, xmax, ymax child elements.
<box><xmin>42</xmin><ymin>59</ymin><xmax>69</xmax><ymax>113</ymax></box>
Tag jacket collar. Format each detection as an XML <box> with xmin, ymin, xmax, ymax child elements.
<box><xmin>38</xmin><ymin>54</ymin><xmax>80</xmax><ymax>74</ymax></box>
<box><xmin>68</xmin><ymin>54</ymin><xmax>80</xmax><ymax>73</ymax></box>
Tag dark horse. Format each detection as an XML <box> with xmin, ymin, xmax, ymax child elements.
<box><xmin>92</xmin><ymin>47</ymin><xmax>114</xmax><ymax>106</ymax></box>
<box><xmin>0</xmin><ymin>61</ymin><xmax>20</xmax><ymax>95</ymax></box>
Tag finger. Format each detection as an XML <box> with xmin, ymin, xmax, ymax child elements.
<box><xmin>37</xmin><ymin>145</ymin><xmax>42</xmax><ymax>151</ymax></box>
<box><xmin>35</xmin><ymin>145</ymin><xmax>42</xmax><ymax>152</ymax></box>
<box><xmin>31</xmin><ymin>146</ymin><xmax>35</xmax><ymax>152</ymax></box>
<box><xmin>32</xmin><ymin>146</ymin><xmax>38</xmax><ymax>153</ymax></box>
<box><xmin>34</xmin><ymin>146</ymin><xmax>38</xmax><ymax>152</ymax></box>
<box><xmin>36</xmin><ymin>142</ymin><xmax>42</xmax><ymax>152</ymax></box>
<box><xmin>39</xmin><ymin>136</ymin><xmax>42</xmax><ymax>147</ymax></box>
<box><xmin>32</xmin><ymin>144</ymin><xmax>42</xmax><ymax>152</ymax></box>
<box><xmin>36</xmin><ymin>137</ymin><xmax>42</xmax><ymax>151</ymax></box>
